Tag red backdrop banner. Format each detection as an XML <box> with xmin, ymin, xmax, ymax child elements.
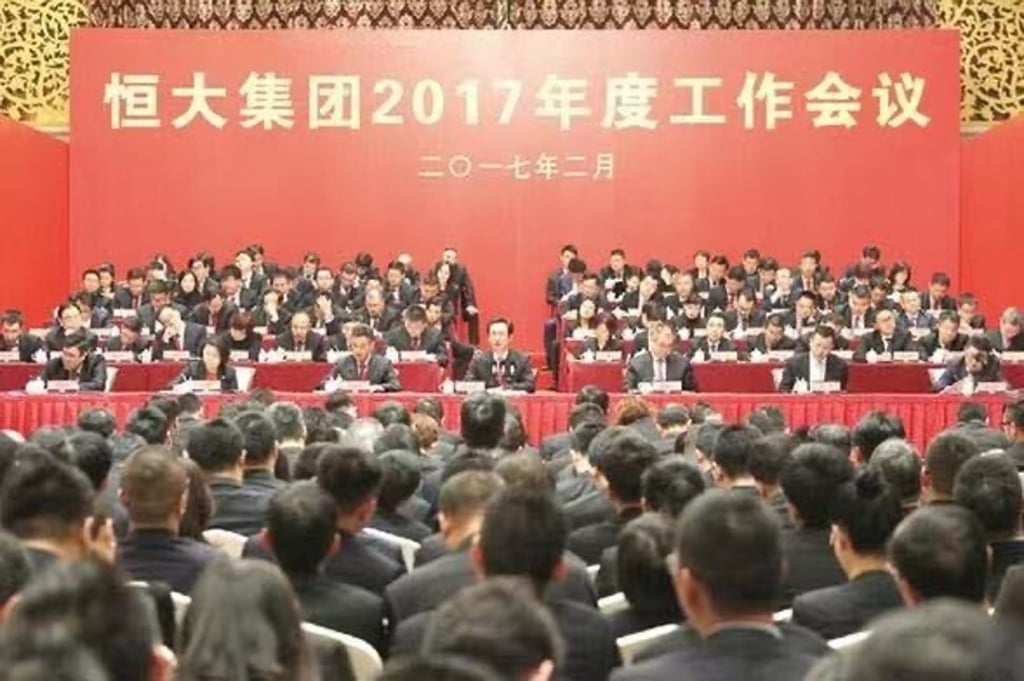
<box><xmin>70</xmin><ymin>30</ymin><xmax>961</xmax><ymax>349</ymax></box>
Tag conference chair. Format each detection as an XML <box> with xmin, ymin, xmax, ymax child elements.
<box><xmin>829</xmin><ymin>630</ymin><xmax>870</xmax><ymax>650</ymax></box>
<box><xmin>617</xmin><ymin>623</ymin><xmax>681</xmax><ymax>665</ymax></box>
<box><xmin>361</xmin><ymin>526</ymin><xmax>420</xmax><ymax>573</ymax></box>
<box><xmin>586</xmin><ymin>564</ymin><xmax>600</xmax><ymax>579</ymax></box>
<box><xmin>302</xmin><ymin>621</ymin><xmax>382</xmax><ymax>681</ymax></box>
<box><xmin>598</xmin><ymin>591</ymin><xmax>629</xmax><ymax>616</ymax></box>
<box><xmin>202</xmin><ymin>528</ymin><xmax>248</xmax><ymax>558</ymax></box>
<box><xmin>170</xmin><ymin>590</ymin><xmax>191</xmax><ymax>628</ymax></box>
<box><xmin>773</xmin><ymin>608</ymin><xmax>792</xmax><ymax>622</ymax></box>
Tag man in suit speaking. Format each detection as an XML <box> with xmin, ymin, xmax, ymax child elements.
<box><xmin>779</xmin><ymin>325</ymin><xmax>849</xmax><ymax>393</ymax></box>
<box><xmin>624</xmin><ymin>323</ymin><xmax>697</xmax><ymax>393</ymax></box>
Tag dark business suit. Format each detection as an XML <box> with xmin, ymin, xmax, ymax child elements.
<box><xmin>1006</xmin><ymin>441</ymin><xmax>1024</xmax><ymax>471</ymax></box>
<box><xmin>567</xmin><ymin>506</ymin><xmax>643</xmax><ymax>565</ymax></box>
<box><xmin>0</xmin><ymin>334</ymin><xmax>45</xmax><ymax>362</ymax></box>
<box><xmin>778</xmin><ymin>353</ymin><xmax>849</xmax><ymax>393</ymax></box>
<box><xmin>986</xmin><ymin>331</ymin><xmax>1024</xmax><ymax>353</ymax></box>
<box><xmin>748</xmin><ymin>333</ymin><xmax>797</xmax><ymax>355</ymax></box>
<box><xmin>624</xmin><ymin>351</ymin><xmax>697</xmax><ymax>392</ymax></box>
<box><xmin>173</xmin><ymin>361</ymin><xmax>239</xmax><ymax>392</ymax></box>
<box><xmin>722</xmin><ymin>309</ymin><xmax>767</xmax><ymax>333</ymax></box>
<box><xmin>290</xmin><ymin>573</ymin><xmax>386</xmax><ymax>653</ymax></box>
<box><xmin>989</xmin><ymin>540</ymin><xmax>1024</xmax><ymax>603</ymax></box>
<box><xmin>136</xmin><ymin>302</ymin><xmax>189</xmax><ymax>332</ymax></box>
<box><xmin>112</xmin><ymin>288</ymin><xmax>148</xmax><ymax>311</ymax></box>
<box><xmin>368</xmin><ymin>510</ymin><xmax>432</xmax><ymax>543</ymax></box>
<box><xmin>466</xmin><ymin>350</ymin><xmax>536</xmax><ymax>392</ymax></box>
<box><xmin>352</xmin><ymin>308</ymin><xmax>401</xmax><ymax>335</ymax></box>
<box><xmin>43</xmin><ymin>327</ymin><xmax>99</xmax><ymax>353</ymax></box>
<box><xmin>116</xmin><ymin>528</ymin><xmax>221</xmax><ymax>595</ymax></box>
<box><xmin>207</xmin><ymin>476</ymin><xmax>274</xmax><ymax>536</ymax></box>
<box><xmin>921</xmin><ymin>292</ymin><xmax>956</xmax><ymax>312</ymax></box>
<box><xmin>151</xmin><ymin>323</ymin><xmax>207</xmax><ymax>360</ymax></box>
<box><xmin>935</xmin><ymin>357</ymin><xmax>1004</xmax><ymax>391</ymax></box>
<box><xmin>898</xmin><ymin>310</ymin><xmax>935</xmax><ymax>332</ymax></box>
<box><xmin>274</xmin><ymin>331</ymin><xmax>327</xmax><ymax>362</ymax></box>
<box><xmin>918</xmin><ymin>331</ymin><xmax>968</xmax><ymax>359</ymax></box>
<box><xmin>385</xmin><ymin>327</ymin><xmax>447</xmax><ymax>361</ymax></box>
<box><xmin>780</xmin><ymin>526</ymin><xmax>847</xmax><ymax>606</ymax></box>
<box><xmin>565</xmin><ymin>490</ymin><xmax>616</xmax><ymax>531</ymax></box>
<box><xmin>705</xmin><ymin>285</ymin><xmax>736</xmax><ymax>313</ymax></box>
<box><xmin>251</xmin><ymin>308</ymin><xmax>291</xmax><ymax>336</ymax></box>
<box><xmin>838</xmin><ymin>306</ymin><xmax>876</xmax><ymax>332</ymax></box>
<box><xmin>792</xmin><ymin>570</ymin><xmax>903</xmax><ymax>640</ymax></box>
<box><xmin>190</xmin><ymin>302</ymin><xmax>238</xmax><ymax>334</ymax></box>
<box><xmin>541</xmin><ymin>431</ymin><xmax>574</xmax><ymax>461</ymax></box>
<box><xmin>104</xmin><ymin>335</ymin><xmax>150</xmax><ymax>359</ymax></box>
<box><xmin>223</xmin><ymin>288</ymin><xmax>259</xmax><ymax>311</ymax></box>
<box><xmin>325</xmin><ymin>354</ymin><xmax>401</xmax><ymax>392</ymax></box>
<box><xmin>221</xmin><ymin>332</ymin><xmax>263</xmax><ymax>362</ymax></box>
<box><xmin>688</xmin><ymin>336</ymin><xmax>740</xmax><ymax>359</ymax></box>
<box><xmin>853</xmin><ymin>330</ymin><xmax>919</xmax><ymax>361</ymax></box>
<box><xmin>39</xmin><ymin>353</ymin><xmax>108</xmax><ymax>392</ymax></box>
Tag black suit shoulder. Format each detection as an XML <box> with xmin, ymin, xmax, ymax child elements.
<box><xmin>792</xmin><ymin>570</ymin><xmax>903</xmax><ymax>640</ymax></box>
<box><xmin>293</xmin><ymin>575</ymin><xmax>386</xmax><ymax>653</ymax></box>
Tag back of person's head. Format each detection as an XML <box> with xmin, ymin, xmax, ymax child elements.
<box><xmin>77</xmin><ymin>408</ymin><xmax>116</xmax><ymax>439</ymax></box>
<box><xmin>266</xmin><ymin>401</ymin><xmax>305</xmax><ymax>442</ymax></box>
<box><xmin>746</xmin><ymin>406</ymin><xmax>786</xmax><ymax>435</ymax></box>
<box><xmin>0</xmin><ymin>432</ymin><xmax>19</xmax><ymax>489</ymax></box>
<box><xmin>953</xmin><ymin>451</ymin><xmax>1022</xmax><ymax>540</ymax></box>
<box><xmin>176</xmin><ymin>392</ymin><xmax>203</xmax><ymax>418</ymax></box>
<box><xmin>711</xmin><ymin>424</ymin><xmax>761</xmax><ymax>482</ymax></box>
<box><xmin>438</xmin><ymin>471</ymin><xmax>505</xmax><ymax>524</ymax></box>
<box><xmin>640</xmin><ymin>455</ymin><xmax>706</xmax><ymax>517</ymax></box>
<box><xmin>323</xmin><ymin>390</ymin><xmax>355</xmax><ymax>417</ymax></box>
<box><xmin>184</xmin><ymin>418</ymin><xmax>244</xmax><ymax>474</ymax></box>
<box><xmin>379</xmin><ymin>656</ymin><xmax>504</xmax><ymax>681</ymax></box>
<box><xmin>316</xmin><ymin>445</ymin><xmax>382</xmax><ymax>514</ymax></box>
<box><xmin>423</xmin><ymin>578</ymin><xmax>563</xmax><ymax>681</ymax></box>
<box><xmin>499</xmin><ymin>414</ymin><xmax>528</xmax><ymax>453</ymax></box>
<box><xmin>614</xmin><ymin>396</ymin><xmax>654</xmax><ymax>427</ymax></box>
<box><xmin>957</xmin><ymin>401</ymin><xmax>989</xmax><ymax>425</ymax></box>
<box><xmin>461</xmin><ymin>393</ymin><xmax>507</xmax><ymax>450</ymax></box>
<box><xmin>0</xmin><ymin>530</ymin><xmax>30</xmax><ymax>609</ymax></box>
<box><xmin>478</xmin><ymin>487</ymin><xmax>567</xmax><ymax>593</ymax></box>
<box><xmin>779</xmin><ymin>443</ymin><xmax>855</xmax><ymax>528</ymax></box>
<box><xmin>693</xmin><ymin>421</ymin><xmax>725</xmax><ymax>459</ymax></box>
<box><xmin>410</xmin><ymin>413</ymin><xmax>440</xmax><ymax>451</ymax></box>
<box><xmin>808</xmin><ymin>423</ymin><xmax>852</xmax><ymax>456</ymax></box>
<box><xmin>179</xmin><ymin>559</ymin><xmax>314</xmax><ymax>681</ymax></box>
<box><xmin>233</xmin><ymin>411</ymin><xmax>277</xmax><ymax>467</ymax></box>
<box><xmin>574</xmin><ymin>385</ymin><xmax>610</xmax><ymax>414</ymax></box>
<box><xmin>596</xmin><ymin>433</ymin><xmax>658</xmax><ymax>504</ymax></box>
<box><xmin>835</xmin><ymin>600</ymin><xmax>994</xmax><ymax>681</ymax></box>
<box><xmin>376</xmin><ymin>450</ymin><xmax>422</xmax><ymax>513</ymax></box>
<box><xmin>3</xmin><ymin>558</ymin><xmax>159</xmax><ymax>681</ymax></box>
<box><xmin>373</xmin><ymin>424</ymin><xmax>419</xmax><ymax>455</ymax></box>
<box><xmin>618</xmin><ymin>513</ymin><xmax>683</xmax><ymax>619</ymax></box>
<box><xmin>441</xmin><ymin>451</ymin><xmax>496</xmax><ymax>485</ymax></box>
<box><xmin>925</xmin><ymin>430</ymin><xmax>980</xmax><ymax>500</ymax></box>
<box><xmin>145</xmin><ymin>396</ymin><xmax>182</xmax><ymax>425</ymax></box>
<box><xmin>494</xmin><ymin>454</ymin><xmax>554</xmax><ymax>494</ymax></box>
<box><xmin>126</xmin><ymin>407</ymin><xmax>170</xmax><ymax>446</ymax></box>
<box><xmin>674</xmin><ymin>490</ymin><xmax>782</xmax><ymax>617</ymax></box>
<box><xmin>656</xmin><ymin>405</ymin><xmax>690</xmax><ymax>431</ymax></box>
<box><xmin>569</xmin><ymin>420</ymin><xmax>605</xmax><ymax>456</ymax></box>
<box><xmin>0</xmin><ymin>455</ymin><xmax>94</xmax><ymax>544</ymax></box>
<box><xmin>120</xmin><ymin>446</ymin><xmax>187</xmax><ymax>528</ymax></box>
<box><xmin>371</xmin><ymin>401</ymin><xmax>411</xmax><ymax>427</ymax></box>
<box><xmin>0</xmin><ymin>625</ymin><xmax>111</xmax><ymax>681</ymax></box>
<box><xmin>413</xmin><ymin>396</ymin><xmax>445</xmax><ymax>423</ymax></box>
<box><xmin>346</xmin><ymin>417</ymin><xmax>383</xmax><ymax>452</ymax></box>
<box><xmin>889</xmin><ymin>505</ymin><xmax>988</xmax><ymax>604</ymax></box>
<box><xmin>567</xmin><ymin>402</ymin><xmax>606</xmax><ymax>431</ymax></box>
<box><xmin>266</xmin><ymin>481</ymin><xmax>338</xmax><ymax>577</ymax></box>
<box><xmin>28</xmin><ymin>426</ymin><xmax>73</xmax><ymax>463</ymax></box>
<box><xmin>831</xmin><ymin>468</ymin><xmax>904</xmax><ymax>556</ymax></box>
<box><xmin>748</xmin><ymin>433</ymin><xmax>796</xmax><ymax>490</ymax></box>
<box><xmin>851</xmin><ymin>410</ymin><xmax>906</xmax><ymax>465</ymax></box>
<box><xmin>868</xmin><ymin>438</ymin><xmax>922</xmax><ymax>506</ymax></box>
<box><xmin>68</xmin><ymin>432</ymin><xmax>113</xmax><ymax>491</ymax></box>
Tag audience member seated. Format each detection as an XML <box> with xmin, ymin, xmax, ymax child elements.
<box><xmin>368</xmin><ymin>450</ymin><xmax>432</xmax><ymax>542</ymax></box>
<box><xmin>918</xmin><ymin>311</ymin><xmax>969</xmax><ymax>361</ymax></box>
<box><xmin>748</xmin><ymin>314</ymin><xmax>797</xmax><ymax>355</ymax></box>
<box><xmin>778</xmin><ymin>443</ymin><xmax>853</xmax><ymax>605</ymax></box>
<box><xmin>778</xmin><ymin>326</ymin><xmax>848</xmax><ymax>393</ymax></box>
<box><xmin>868</xmin><ymin>438</ymin><xmax>922</xmax><ymax>514</ymax></box>
<box><xmin>0</xmin><ymin>310</ymin><xmax>45</xmax><ymax>361</ymax></box>
<box><xmin>191</xmin><ymin>284</ymin><xmax>237</xmax><ymax>334</ymax></box>
<box><xmin>688</xmin><ymin>314</ymin><xmax>739</xmax><ymax>360</ymax></box>
<box><xmin>624</xmin><ymin>323</ymin><xmax>697</xmax><ymax>392</ymax></box>
<box><xmin>44</xmin><ymin>303</ymin><xmax>98</xmax><ymax>352</ymax></box>
<box><xmin>115</xmin><ymin>445</ymin><xmax>220</xmax><ymax>594</ymax></box>
<box><xmin>853</xmin><ymin>308</ymin><xmax>919</xmax><ymax>361</ymax></box>
<box><xmin>709</xmin><ymin>424</ymin><xmax>762</xmax><ymax>493</ymax></box>
<box><xmin>580</xmin><ymin>314</ymin><xmax>623</xmax><ymax>356</ymax></box>
<box><xmin>1003</xmin><ymin>399</ymin><xmax>1024</xmax><ymax>470</ymax></box>
<box><xmin>220</xmin><ymin>311</ymin><xmax>262</xmax><ymax>361</ymax></box>
<box><xmin>748</xmin><ymin>432</ymin><xmax>796</xmax><ymax>525</ymax></box>
<box><xmin>935</xmin><ymin>335</ymin><xmax>1005</xmax><ymax>391</ymax></box>
<box><xmin>274</xmin><ymin>310</ymin><xmax>327</xmax><ymax>361</ymax></box>
<box><xmin>386</xmin><ymin>304</ymin><xmax>446</xmax><ymax>361</ymax></box>
<box><xmin>987</xmin><ymin>307</ymin><xmax>1024</xmax><ymax>352</ymax></box>
<box><xmin>920</xmin><ymin>429</ymin><xmax>980</xmax><ymax>504</ymax></box>
<box><xmin>36</xmin><ymin>331</ymin><xmax>108</xmax><ymax>392</ymax></box>
<box><xmin>413</xmin><ymin>470</ymin><xmax>505</xmax><ymax>568</ymax></box>
<box><xmin>104</xmin><ymin>316</ymin><xmax>150</xmax><ymax>359</ymax></box>
<box><xmin>152</xmin><ymin>305</ymin><xmax>207</xmax><ymax>360</ymax></box>
<box><xmin>953</xmin><ymin>452</ymin><xmax>1024</xmax><ymax>602</ymax></box>
<box><xmin>171</xmin><ymin>338</ymin><xmax>239</xmax><ymax>391</ymax></box>
<box><xmin>466</xmin><ymin>318</ymin><xmax>536</xmax><ymax>392</ymax></box>
<box><xmin>791</xmin><ymin>469</ymin><xmax>905</xmax><ymax>639</ymax></box>
<box><xmin>322</xmin><ymin>323</ymin><xmax>401</xmax><ymax>392</ymax></box>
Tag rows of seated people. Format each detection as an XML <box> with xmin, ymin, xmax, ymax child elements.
<box><xmin>544</xmin><ymin>244</ymin><xmax>1024</xmax><ymax>393</ymax></box>
<box><xmin>1</xmin><ymin>389</ymin><xmax>1023</xmax><ymax>680</ymax></box>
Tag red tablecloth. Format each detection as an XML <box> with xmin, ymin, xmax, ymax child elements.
<box><xmin>0</xmin><ymin>392</ymin><xmax>1011</xmax><ymax>451</ymax></box>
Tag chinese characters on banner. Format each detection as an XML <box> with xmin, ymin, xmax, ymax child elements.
<box><xmin>104</xmin><ymin>70</ymin><xmax>931</xmax><ymax>181</ymax></box>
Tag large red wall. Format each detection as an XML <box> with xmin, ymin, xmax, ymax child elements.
<box><xmin>0</xmin><ymin>117</ymin><xmax>69</xmax><ymax>325</ymax></box>
<box><xmin>960</xmin><ymin>116</ymin><xmax>1024</xmax><ymax>321</ymax></box>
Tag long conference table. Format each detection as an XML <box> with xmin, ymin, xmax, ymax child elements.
<box><xmin>0</xmin><ymin>391</ymin><xmax>1011</xmax><ymax>451</ymax></box>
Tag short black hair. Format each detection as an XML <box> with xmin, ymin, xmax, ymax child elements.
<box><xmin>379</xmin><ymin>656</ymin><xmax>502</xmax><ymax>681</ymax></box>
<box><xmin>889</xmin><ymin>505</ymin><xmax>988</xmax><ymax>603</ymax></box>
<box><xmin>568</xmin><ymin>402</ymin><xmax>606</xmax><ymax>430</ymax></box>
<box><xmin>831</xmin><ymin>469</ymin><xmax>904</xmax><ymax>554</ymax></box>
<box><xmin>185</xmin><ymin>418</ymin><xmax>244</xmax><ymax>473</ymax></box>
<box><xmin>376</xmin><ymin>450</ymin><xmax>422</xmax><ymax>512</ymax></box>
<box><xmin>954</xmin><ymin>452</ymin><xmax>1022</xmax><ymax>539</ymax></box>
<box><xmin>438</xmin><ymin>471</ymin><xmax>505</xmax><ymax>520</ymax></box>
<box><xmin>499</xmin><ymin>414</ymin><xmax>528</xmax><ymax>453</ymax></box>
<box><xmin>487</xmin><ymin>317</ymin><xmax>514</xmax><ymax>335</ymax></box>
<box><xmin>423</xmin><ymin>579</ymin><xmax>563</xmax><ymax>681</ymax></box>
<box><xmin>267</xmin><ymin>481</ymin><xmax>338</xmax><ymax>576</ymax></box>
<box><xmin>570</xmin><ymin>420</ymin><xmax>605</xmax><ymax>455</ymax></box>
<box><xmin>641</xmin><ymin>456</ymin><xmax>706</xmax><ymax>517</ymax></box>
<box><xmin>480</xmin><ymin>487</ymin><xmax>567</xmax><ymax>593</ymax></box>
<box><xmin>711</xmin><ymin>424</ymin><xmax>762</xmax><ymax>480</ymax></box>
<box><xmin>374</xmin><ymin>423</ymin><xmax>419</xmax><ymax>455</ymax></box>
<box><xmin>0</xmin><ymin>456</ymin><xmax>94</xmax><ymax>541</ymax></box>
<box><xmin>574</xmin><ymin>385</ymin><xmax>610</xmax><ymax>413</ymax></box>
<box><xmin>675</xmin><ymin>490</ymin><xmax>782</xmax><ymax>615</ymax></box>
<box><xmin>1003</xmin><ymin>399</ymin><xmax>1024</xmax><ymax>429</ymax></box>
<box><xmin>851</xmin><ymin>411</ymin><xmax>906</xmax><ymax>463</ymax></box>
<box><xmin>267</xmin><ymin>401</ymin><xmax>305</xmax><ymax>441</ymax></box>
<box><xmin>28</xmin><ymin>426</ymin><xmax>73</xmax><ymax>463</ymax></box>
<box><xmin>779</xmin><ymin>443</ymin><xmax>855</xmax><ymax>528</ymax></box>
<box><xmin>372</xmin><ymin>401</ymin><xmax>411</xmax><ymax>427</ymax></box>
<box><xmin>413</xmin><ymin>396</ymin><xmax>445</xmax><ymax>422</ymax></box>
<box><xmin>746</xmin><ymin>406</ymin><xmax>786</xmax><ymax>435</ymax></box>
<box><xmin>748</xmin><ymin>433</ymin><xmax>796</xmax><ymax>487</ymax></box>
<box><xmin>316</xmin><ymin>445</ymin><xmax>383</xmax><ymax>513</ymax></box>
<box><xmin>808</xmin><ymin>423</ymin><xmax>851</xmax><ymax>456</ymax></box>
<box><xmin>694</xmin><ymin>422</ymin><xmax>725</xmax><ymax>458</ymax></box>
<box><xmin>234</xmin><ymin>411</ymin><xmax>277</xmax><ymax>466</ymax></box>
<box><xmin>868</xmin><ymin>439</ymin><xmax>922</xmax><ymax>504</ymax></box>
<box><xmin>656</xmin><ymin>405</ymin><xmax>690</xmax><ymax>430</ymax></box>
<box><xmin>126</xmin><ymin>406</ymin><xmax>169</xmax><ymax>445</ymax></box>
<box><xmin>146</xmin><ymin>395</ymin><xmax>182</xmax><ymax>423</ymax></box>
<box><xmin>68</xmin><ymin>432</ymin><xmax>113</xmax><ymax>491</ymax></box>
<box><xmin>460</xmin><ymin>393</ymin><xmax>507</xmax><ymax>450</ymax></box>
<box><xmin>596</xmin><ymin>433</ymin><xmax>658</xmax><ymax>504</ymax></box>
<box><xmin>925</xmin><ymin>430</ymin><xmax>979</xmax><ymax>498</ymax></box>
<box><xmin>494</xmin><ymin>453</ymin><xmax>555</xmax><ymax>494</ymax></box>
<box><xmin>957</xmin><ymin>402</ymin><xmax>989</xmax><ymax>425</ymax></box>
<box><xmin>618</xmin><ymin>513</ymin><xmax>683</xmax><ymax>620</ymax></box>
<box><xmin>76</xmin><ymin>408</ymin><xmax>116</xmax><ymax>439</ymax></box>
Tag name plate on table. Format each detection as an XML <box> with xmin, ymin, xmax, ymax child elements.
<box><xmin>743</xmin><ymin>327</ymin><xmax>764</xmax><ymax>337</ymax></box>
<box><xmin>337</xmin><ymin>380</ymin><xmax>373</xmax><ymax>392</ymax></box>
<box><xmin>102</xmin><ymin>351</ymin><xmax>135</xmax><ymax>363</ymax></box>
<box><xmin>229</xmin><ymin>350</ymin><xmax>251</xmax><ymax>362</ymax></box>
<box><xmin>692</xmin><ymin>328</ymin><xmax>708</xmax><ymax>338</ymax></box>
<box><xmin>768</xmin><ymin>351</ymin><xmax>795</xmax><ymax>362</ymax></box>
<box><xmin>453</xmin><ymin>381</ymin><xmax>486</xmax><ymax>394</ymax></box>
<box><xmin>112</xmin><ymin>309</ymin><xmax>137</xmax><ymax>319</ymax></box>
<box><xmin>93</xmin><ymin>327</ymin><xmax>114</xmax><ymax>338</ymax></box>
<box><xmin>642</xmin><ymin>381</ymin><xmax>684</xmax><ymax>393</ymax></box>
<box><xmin>893</xmin><ymin>351</ymin><xmax>922</xmax><ymax>363</ymax></box>
<box><xmin>809</xmin><ymin>381</ymin><xmax>842</xmax><ymax>394</ymax></box>
<box><xmin>282</xmin><ymin>351</ymin><xmax>312</xmax><ymax>362</ymax></box>
<box><xmin>909</xmin><ymin>328</ymin><xmax>931</xmax><ymax>339</ymax></box>
<box><xmin>833</xmin><ymin>351</ymin><xmax>854</xmax><ymax>361</ymax></box>
<box><xmin>45</xmin><ymin>380</ymin><xmax>80</xmax><ymax>393</ymax></box>
<box><xmin>0</xmin><ymin>351</ymin><xmax>19</xmax><ymax>363</ymax></box>
<box><xmin>162</xmin><ymin>350</ymin><xmax>191</xmax><ymax>362</ymax></box>
<box><xmin>975</xmin><ymin>381</ymin><xmax>1009</xmax><ymax>394</ymax></box>
<box><xmin>594</xmin><ymin>351</ymin><xmax>623</xmax><ymax>362</ymax></box>
<box><xmin>709</xmin><ymin>351</ymin><xmax>739</xmax><ymax>362</ymax></box>
<box><xmin>399</xmin><ymin>351</ymin><xmax>433</xmax><ymax>362</ymax></box>
<box><xmin>180</xmin><ymin>380</ymin><xmax>221</xmax><ymax>393</ymax></box>
<box><xmin>1002</xmin><ymin>352</ymin><xmax>1024</xmax><ymax>363</ymax></box>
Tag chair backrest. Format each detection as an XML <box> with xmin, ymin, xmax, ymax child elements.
<box><xmin>598</xmin><ymin>591</ymin><xmax>629</xmax><ymax>616</ymax></box>
<box><xmin>360</xmin><ymin>527</ymin><xmax>420</xmax><ymax>573</ymax></box>
<box><xmin>170</xmin><ymin>590</ymin><xmax>192</xmax><ymax>628</ymax></box>
<box><xmin>302</xmin><ymin>622</ymin><xmax>382</xmax><ymax>681</ymax></box>
<box><xmin>235</xmin><ymin>365</ymin><xmax>256</xmax><ymax>392</ymax></box>
<box><xmin>586</xmin><ymin>564</ymin><xmax>600</xmax><ymax>579</ymax></box>
<box><xmin>202</xmin><ymin>528</ymin><xmax>248</xmax><ymax>558</ymax></box>
<box><xmin>773</xmin><ymin>608</ymin><xmax>792</xmax><ymax>623</ymax></box>
<box><xmin>829</xmin><ymin>630</ymin><xmax>869</xmax><ymax>650</ymax></box>
<box><xmin>617</xmin><ymin>623</ymin><xmax>680</xmax><ymax>665</ymax></box>
<box><xmin>105</xmin><ymin>366</ymin><xmax>119</xmax><ymax>392</ymax></box>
